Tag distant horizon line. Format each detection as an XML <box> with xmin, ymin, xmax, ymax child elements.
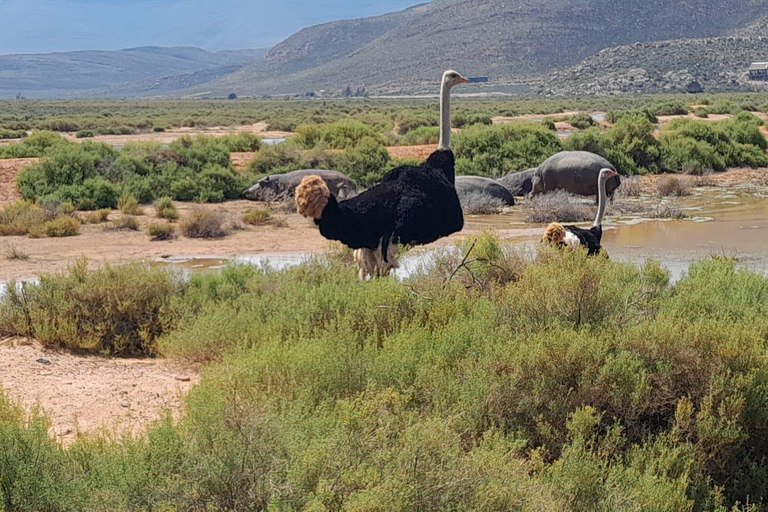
<box><xmin>0</xmin><ymin>45</ymin><xmax>272</xmax><ymax>58</ymax></box>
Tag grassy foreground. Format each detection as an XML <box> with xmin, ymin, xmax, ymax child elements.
<box><xmin>2</xmin><ymin>241</ymin><xmax>768</xmax><ymax>510</ymax></box>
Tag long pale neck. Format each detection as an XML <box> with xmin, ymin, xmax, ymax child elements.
<box><xmin>593</xmin><ymin>176</ymin><xmax>608</xmax><ymax>228</ymax></box>
<box><xmin>438</xmin><ymin>81</ymin><xmax>451</xmax><ymax>150</ymax></box>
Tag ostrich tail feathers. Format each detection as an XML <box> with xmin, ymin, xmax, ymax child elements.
<box><xmin>543</xmin><ymin>222</ymin><xmax>566</xmax><ymax>244</ymax></box>
<box><xmin>295</xmin><ymin>175</ymin><xmax>330</xmax><ymax>220</ymax></box>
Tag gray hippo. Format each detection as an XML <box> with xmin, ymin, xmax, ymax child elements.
<box><xmin>497</xmin><ymin>168</ymin><xmax>537</xmax><ymax>196</ymax></box>
<box><xmin>244</xmin><ymin>169</ymin><xmax>357</xmax><ymax>202</ymax></box>
<box><xmin>530</xmin><ymin>151</ymin><xmax>621</xmax><ymax>200</ymax></box>
<box><xmin>455</xmin><ymin>176</ymin><xmax>515</xmax><ymax>206</ymax></box>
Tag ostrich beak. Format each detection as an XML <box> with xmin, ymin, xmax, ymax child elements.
<box><xmin>466</xmin><ymin>76</ymin><xmax>489</xmax><ymax>83</ymax></box>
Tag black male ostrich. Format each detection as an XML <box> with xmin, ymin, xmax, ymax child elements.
<box><xmin>295</xmin><ymin>70</ymin><xmax>483</xmax><ymax>279</ymax></box>
<box><xmin>541</xmin><ymin>168</ymin><xmax>619</xmax><ymax>255</ymax></box>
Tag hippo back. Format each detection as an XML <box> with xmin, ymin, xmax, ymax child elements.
<box><xmin>538</xmin><ymin>151</ymin><xmax>618</xmax><ymax>197</ymax></box>
<box><xmin>455</xmin><ymin>176</ymin><xmax>515</xmax><ymax>206</ymax></box>
<box><xmin>497</xmin><ymin>168</ymin><xmax>536</xmax><ymax>196</ymax></box>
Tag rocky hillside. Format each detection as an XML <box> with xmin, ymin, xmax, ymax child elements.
<box><xmin>0</xmin><ymin>47</ymin><xmax>266</xmax><ymax>98</ymax></box>
<box><xmin>192</xmin><ymin>0</ymin><xmax>768</xmax><ymax>96</ymax></box>
<box><xmin>541</xmin><ymin>37</ymin><xmax>768</xmax><ymax>96</ymax></box>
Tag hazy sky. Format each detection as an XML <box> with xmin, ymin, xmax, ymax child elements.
<box><xmin>0</xmin><ymin>0</ymin><xmax>426</xmax><ymax>54</ymax></box>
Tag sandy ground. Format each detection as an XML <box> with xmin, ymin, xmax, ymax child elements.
<box><xmin>0</xmin><ymin>122</ymin><xmax>292</xmax><ymax>148</ymax></box>
<box><xmin>0</xmin><ymin>338</ymin><xmax>198</xmax><ymax>443</ymax></box>
<box><xmin>0</xmin><ymin>201</ymin><xmax>331</xmax><ymax>281</ymax></box>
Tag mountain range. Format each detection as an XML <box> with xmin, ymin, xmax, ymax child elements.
<box><xmin>2</xmin><ymin>0</ymin><xmax>767</xmax><ymax>98</ymax></box>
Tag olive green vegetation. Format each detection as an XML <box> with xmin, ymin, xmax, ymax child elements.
<box><xmin>0</xmin><ymin>200</ymin><xmax>84</xmax><ymax>238</ymax></box>
<box><xmin>8</xmin><ymin>132</ymin><xmax>257</xmax><ymax>207</ymax></box>
<box><xmin>2</xmin><ymin>241</ymin><xmax>768</xmax><ymax>510</ymax></box>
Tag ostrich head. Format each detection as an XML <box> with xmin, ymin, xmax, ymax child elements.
<box><xmin>599</xmin><ymin>168</ymin><xmax>619</xmax><ymax>183</ymax></box>
<box><xmin>443</xmin><ymin>70</ymin><xmax>468</xmax><ymax>88</ymax></box>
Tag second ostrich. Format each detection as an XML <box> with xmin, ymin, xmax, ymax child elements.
<box><xmin>541</xmin><ymin>168</ymin><xmax>618</xmax><ymax>255</ymax></box>
<box><xmin>296</xmin><ymin>70</ymin><xmax>482</xmax><ymax>279</ymax></box>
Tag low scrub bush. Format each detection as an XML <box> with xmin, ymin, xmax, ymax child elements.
<box><xmin>181</xmin><ymin>207</ymin><xmax>227</xmax><ymax>238</ymax></box>
<box><xmin>75</xmin><ymin>129</ymin><xmax>94</xmax><ymax>138</ymax></box>
<box><xmin>567</xmin><ymin>112</ymin><xmax>595</xmax><ymax>130</ymax></box>
<box><xmin>653</xmin><ymin>101</ymin><xmax>689</xmax><ymax>116</ymax></box>
<box><xmin>656</xmin><ymin>176</ymin><xmax>691</xmax><ymax>197</ymax></box>
<box><xmin>693</xmin><ymin>107</ymin><xmax>709</xmax><ymax>118</ymax></box>
<box><xmin>118</xmin><ymin>193</ymin><xmax>143</xmax><ymax>215</ymax></box>
<box><xmin>459</xmin><ymin>192</ymin><xmax>506</xmax><ymax>215</ymax></box>
<box><xmin>42</xmin><ymin>216</ymin><xmax>80</xmax><ymax>237</ymax></box>
<box><xmin>109</xmin><ymin>215</ymin><xmax>140</xmax><ymax>231</ymax></box>
<box><xmin>219</xmin><ymin>132</ymin><xmax>261</xmax><ymax>152</ymax></box>
<box><xmin>525</xmin><ymin>190</ymin><xmax>595</xmax><ymax>223</ymax></box>
<box><xmin>0</xmin><ymin>201</ymin><xmax>46</xmax><ymax>236</ymax></box>
<box><xmin>242</xmin><ymin>208</ymin><xmax>271</xmax><ymax>225</ymax></box>
<box><xmin>4</xmin><ymin>253</ymin><xmax>768</xmax><ymax>508</ymax></box>
<box><xmin>402</xmin><ymin>125</ymin><xmax>440</xmax><ymax>145</ymax></box>
<box><xmin>148</xmin><ymin>222</ymin><xmax>176</xmax><ymax>240</ymax></box>
<box><xmin>0</xmin><ymin>260</ymin><xmax>182</xmax><ymax>354</ymax></box>
<box><xmin>2</xmin><ymin>241</ymin><xmax>29</xmax><ymax>260</ymax></box>
<box><xmin>452</xmin><ymin>113</ymin><xmax>492</xmax><ymax>128</ymax></box>
<box><xmin>155</xmin><ymin>196</ymin><xmax>179</xmax><ymax>221</ymax></box>
<box><xmin>81</xmin><ymin>208</ymin><xmax>111</xmax><ymax>224</ymax></box>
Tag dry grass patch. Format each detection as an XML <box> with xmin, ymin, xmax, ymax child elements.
<box><xmin>617</xmin><ymin>176</ymin><xmax>643</xmax><ymax>197</ymax></box>
<box><xmin>242</xmin><ymin>208</ymin><xmax>272</xmax><ymax>225</ymax></box>
<box><xmin>525</xmin><ymin>191</ymin><xmax>594</xmax><ymax>223</ymax></box>
<box><xmin>656</xmin><ymin>176</ymin><xmax>691</xmax><ymax>197</ymax></box>
<box><xmin>181</xmin><ymin>208</ymin><xmax>228</xmax><ymax>238</ymax></box>
<box><xmin>0</xmin><ymin>201</ymin><xmax>46</xmax><ymax>236</ymax></box>
<box><xmin>2</xmin><ymin>241</ymin><xmax>29</xmax><ymax>260</ymax></box>
<box><xmin>108</xmin><ymin>215</ymin><xmax>141</xmax><ymax>231</ymax></box>
<box><xmin>460</xmin><ymin>192</ymin><xmax>506</xmax><ymax>215</ymax></box>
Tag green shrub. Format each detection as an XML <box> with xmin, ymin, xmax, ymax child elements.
<box><xmin>568</xmin><ymin>112</ymin><xmax>595</xmax><ymax>130</ymax></box>
<box><xmin>708</xmin><ymin>99</ymin><xmax>741</xmax><ymax>115</ymax></box>
<box><xmin>118</xmin><ymin>193</ymin><xmax>143</xmax><ymax>215</ymax></box>
<box><xmin>220</xmin><ymin>132</ymin><xmax>262</xmax><ymax>152</ymax></box>
<box><xmin>0</xmin><ymin>260</ymin><xmax>182</xmax><ymax>354</ymax></box>
<box><xmin>247</xmin><ymin>143</ymin><xmax>307</xmax><ymax>175</ymax></box>
<box><xmin>75</xmin><ymin>129</ymin><xmax>94</xmax><ymax>138</ymax></box>
<box><xmin>402</xmin><ymin>125</ymin><xmax>440</xmax><ymax>145</ymax></box>
<box><xmin>606</xmin><ymin>108</ymin><xmax>659</xmax><ymax>124</ymax></box>
<box><xmin>693</xmin><ymin>107</ymin><xmax>709</xmax><ymax>118</ymax></box>
<box><xmin>660</xmin><ymin>135</ymin><xmax>726</xmax><ymax>173</ymax></box>
<box><xmin>394</xmin><ymin>114</ymin><xmax>437</xmax><ymax>134</ymax></box>
<box><xmin>653</xmin><ymin>101</ymin><xmax>689</xmax><ymax>116</ymax></box>
<box><xmin>181</xmin><ymin>207</ymin><xmax>227</xmax><ymax>238</ymax></box>
<box><xmin>294</xmin><ymin>119</ymin><xmax>383</xmax><ymax>149</ymax></box>
<box><xmin>0</xmin><ymin>131</ymin><xmax>69</xmax><ymax>158</ymax></box>
<box><xmin>155</xmin><ymin>196</ymin><xmax>179</xmax><ymax>221</ymax></box>
<box><xmin>42</xmin><ymin>216</ymin><xmax>80</xmax><ymax>237</ymax></box>
<box><xmin>454</xmin><ymin>122</ymin><xmax>563</xmax><ymax>177</ymax></box>
<box><xmin>0</xmin><ymin>129</ymin><xmax>26</xmax><ymax>139</ymax></box>
<box><xmin>337</xmin><ymin>136</ymin><xmax>391</xmax><ymax>186</ymax></box>
<box><xmin>148</xmin><ymin>222</ymin><xmax>176</xmax><ymax>240</ymax></box>
<box><xmin>242</xmin><ymin>208</ymin><xmax>271</xmax><ymax>225</ymax></box>
<box><xmin>452</xmin><ymin>113</ymin><xmax>493</xmax><ymax>128</ymax></box>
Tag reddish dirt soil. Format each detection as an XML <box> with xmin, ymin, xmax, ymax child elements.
<box><xmin>387</xmin><ymin>144</ymin><xmax>436</xmax><ymax>160</ymax></box>
<box><xmin>0</xmin><ymin>158</ymin><xmax>37</xmax><ymax>205</ymax></box>
<box><xmin>0</xmin><ymin>338</ymin><xmax>198</xmax><ymax>443</ymax></box>
<box><xmin>0</xmin><ymin>122</ymin><xmax>292</xmax><ymax>148</ymax></box>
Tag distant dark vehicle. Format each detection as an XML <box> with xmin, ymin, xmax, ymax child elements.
<box><xmin>228</xmin><ymin>93</ymin><xmax>237</xmax><ymax>100</ymax></box>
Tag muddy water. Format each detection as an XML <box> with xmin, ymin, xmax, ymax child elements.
<box><xmin>462</xmin><ymin>183</ymin><xmax>768</xmax><ymax>281</ymax></box>
<box><xmin>150</xmin><ymin>185</ymin><xmax>768</xmax><ymax>283</ymax></box>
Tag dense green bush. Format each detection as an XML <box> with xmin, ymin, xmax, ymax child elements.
<box><xmin>394</xmin><ymin>113</ymin><xmax>437</xmax><ymax>134</ymax></box>
<box><xmin>568</xmin><ymin>112</ymin><xmax>595</xmax><ymax>130</ymax></box>
<box><xmin>294</xmin><ymin>119</ymin><xmax>383</xmax><ymax>149</ymax></box>
<box><xmin>4</xmin><ymin>253</ymin><xmax>768</xmax><ymax>508</ymax></box>
<box><xmin>0</xmin><ymin>131</ymin><xmax>69</xmax><ymax>158</ymax></box>
<box><xmin>336</xmin><ymin>136</ymin><xmax>392</xmax><ymax>186</ymax></box>
<box><xmin>75</xmin><ymin>129</ymin><xmax>94</xmax><ymax>138</ymax></box>
<box><xmin>452</xmin><ymin>113</ymin><xmax>493</xmax><ymax>128</ymax></box>
<box><xmin>606</xmin><ymin>107</ymin><xmax>659</xmax><ymax>124</ymax></box>
<box><xmin>454</xmin><ymin>121</ymin><xmax>563</xmax><ymax>177</ymax></box>
<box><xmin>247</xmin><ymin>143</ymin><xmax>309</xmax><ymax>175</ymax></box>
<box><xmin>0</xmin><ymin>260</ymin><xmax>182</xmax><ymax>354</ymax></box>
<box><xmin>15</xmin><ymin>134</ymin><xmax>246</xmax><ymax>204</ymax></box>
<box><xmin>402</xmin><ymin>125</ymin><xmax>440</xmax><ymax>145</ymax></box>
<box><xmin>653</xmin><ymin>101</ymin><xmax>689</xmax><ymax>116</ymax></box>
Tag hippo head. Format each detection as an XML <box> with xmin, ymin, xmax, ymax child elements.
<box><xmin>244</xmin><ymin>176</ymin><xmax>280</xmax><ymax>201</ymax></box>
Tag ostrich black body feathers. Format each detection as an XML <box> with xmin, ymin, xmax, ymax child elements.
<box><xmin>314</xmin><ymin>149</ymin><xmax>463</xmax><ymax>259</ymax></box>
